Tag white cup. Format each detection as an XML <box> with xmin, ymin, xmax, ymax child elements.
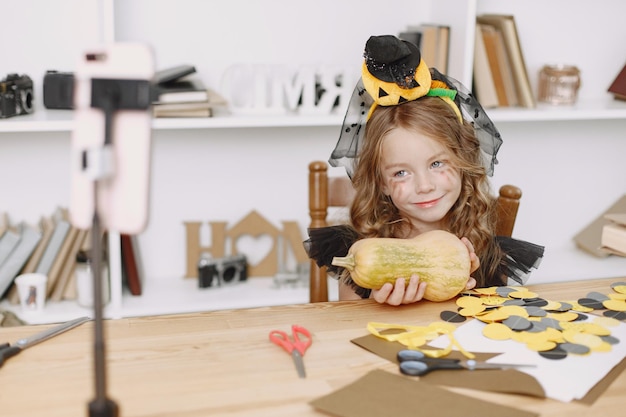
<box><xmin>15</xmin><ymin>273</ymin><xmax>48</xmax><ymax>312</ymax></box>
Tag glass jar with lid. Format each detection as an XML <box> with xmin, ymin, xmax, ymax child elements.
<box><xmin>538</xmin><ymin>64</ymin><xmax>581</xmax><ymax>105</ymax></box>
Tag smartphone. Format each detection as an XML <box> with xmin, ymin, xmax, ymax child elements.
<box><xmin>70</xmin><ymin>43</ymin><xmax>154</xmax><ymax>234</ymax></box>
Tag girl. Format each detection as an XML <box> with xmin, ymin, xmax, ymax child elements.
<box><xmin>306</xmin><ymin>35</ymin><xmax>543</xmax><ymax>305</ymax></box>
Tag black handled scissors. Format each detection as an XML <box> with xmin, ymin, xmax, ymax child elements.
<box><xmin>397</xmin><ymin>349</ymin><xmax>534</xmax><ymax>376</ymax></box>
<box><xmin>0</xmin><ymin>316</ymin><xmax>90</xmax><ymax>368</ymax></box>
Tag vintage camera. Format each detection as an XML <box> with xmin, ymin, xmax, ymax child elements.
<box><xmin>0</xmin><ymin>73</ymin><xmax>34</xmax><ymax>118</ymax></box>
<box><xmin>43</xmin><ymin>70</ymin><xmax>75</xmax><ymax>109</ymax></box>
<box><xmin>198</xmin><ymin>254</ymin><xmax>248</xmax><ymax>288</ymax></box>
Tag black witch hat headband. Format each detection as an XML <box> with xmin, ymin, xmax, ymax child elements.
<box><xmin>329</xmin><ymin>35</ymin><xmax>502</xmax><ymax>179</ymax></box>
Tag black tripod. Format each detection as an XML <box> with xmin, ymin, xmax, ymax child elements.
<box><xmin>86</xmin><ymin>77</ymin><xmax>151</xmax><ymax>417</ymax></box>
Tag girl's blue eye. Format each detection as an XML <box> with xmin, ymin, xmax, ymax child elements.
<box><xmin>394</xmin><ymin>170</ymin><xmax>407</xmax><ymax>178</ymax></box>
<box><xmin>432</xmin><ymin>161</ymin><xmax>443</xmax><ymax>169</ymax></box>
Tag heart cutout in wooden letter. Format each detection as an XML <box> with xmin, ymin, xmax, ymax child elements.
<box><xmin>235</xmin><ymin>233</ymin><xmax>274</xmax><ymax>267</ymax></box>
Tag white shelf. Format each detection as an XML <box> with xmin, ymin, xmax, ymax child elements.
<box><xmin>2</xmin><ymin>98</ymin><xmax>626</xmax><ymax>134</ymax></box>
<box><xmin>0</xmin><ymin>109</ymin><xmax>345</xmax><ymax>133</ymax></box>
<box><xmin>487</xmin><ymin>98</ymin><xmax>626</xmax><ymax>123</ymax></box>
<box><xmin>0</xmin><ymin>277</ymin><xmax>340</xmax><ymax>325</ymax></box>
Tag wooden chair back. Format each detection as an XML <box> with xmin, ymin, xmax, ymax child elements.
<box><xmin>307</xmin><ymin>160</ymin><xmax>522</xmax><ymax>303</ymax></box>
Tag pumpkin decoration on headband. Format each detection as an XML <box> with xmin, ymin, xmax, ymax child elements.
<box><xmin>361</xmin><ymin>35</ymin><xmax>461</xmax><ymax>121</ymax></box>
<box><xmin>329</xmin><ymin>34</ymin><xmax>502</xmax><ymax>178</ymax></box>
<box><xmin>362</xmin><ymin>35</ymin><xmax>431</xmax><ymax>108</ymax></box>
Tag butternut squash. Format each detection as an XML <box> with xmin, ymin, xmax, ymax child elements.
<box><xmin>331</xmin><ymin>230</ymin><xmax>470</xmax><ymax>302</ymax></box>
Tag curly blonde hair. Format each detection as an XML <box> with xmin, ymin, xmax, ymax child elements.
<box><xmin>349</xmin><ymin>97</ymin><xmax>505</xmax><ymax>286</ymax></box>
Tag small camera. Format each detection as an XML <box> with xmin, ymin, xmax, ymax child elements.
<box><xmin>197</xmin><ymin>254</ymin><xmax>248</xmax><ymax>288</ymax></box>
<box><xmin>0</xmin><ymin>73</ymin><xmax>34</xmax><ymax>118</ymax></box>
<box><xmin>43</xmin><ymin>70</ymin><xmax>75</xmax><ymax>109</ymax></box>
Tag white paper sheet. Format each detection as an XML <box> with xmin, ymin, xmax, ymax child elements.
<box><xmin>430</xmin><ymin>316</ymin><xmax>626</xmax><ymax>402</ymax></box>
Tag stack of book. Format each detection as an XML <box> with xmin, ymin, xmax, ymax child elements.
<box><xmin>151</xmin><ymin>64</ymin><xmax>227</xmax><ymax>118</ymax></box>
<box><xmin>473</xmin><ymin>14</ymin><xmax>535</xmax><ymax>109</ymax></box>
<box><xmin>399</xmin><ymin>23</ymin><xmax>450</xmax><ymax>74</ymax></box>
<box><xmin>0</xmin><ymin>207</ymin><xmax>143</xmax><ymax>305</ymax></box>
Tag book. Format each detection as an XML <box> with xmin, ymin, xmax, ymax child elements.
<box><xmin>0</xmin><ymin>225</ymin><xmax>20</xmax><ymax>267</ymax></box>
<box><xmin>20</xmin><ymin>216</ymin><xmax>55</xmax><ymax>275</ymax></box>
<box><xmin>601</xmin><ymin>213</ymin><xmax>626</xmax><ymax>256</ymax></box>
<box><xmin>153</xmin><ymin>108</ymin><xmax>212</xmax><ymax>118</ymax></box>
<box><xmin>398</xmin><ymin>31</ymin><xmax>422</xmax><ymax>51</ymax></box>
<box><xmin>121</xmin><ymin>234</ymin><xmax>142</xmax><ymax>296</ymax></box>
<box><xmin>35</xmin><ymin>208</ymin><xmax>71</xmax><ymax>291</ymax></box>
<box><xmin>608</xmin><ymin>63</ymin><xmax>626</xmax><ymax>100</ymax></box>
<box><xmin>63</xmin><ymin>228</ymin><xmax>93</xmax><ymax>301</ymax></box>
<box><xmin>49</xmin><ymin>228</ymin><xmax>88</xmax><ymax>301</ymax></box>
<box><xmin>472</xmin><ymin>24</ymin><xmax>499</xmax><ymax>108</ymax></box>
<box><xmin>435</xmin><ymin>25</ymin><xmax>450</xmax><ymax>74</ymax></box>
<box><xmin>6</xmin><ymin>216</ymin><xmax>55</xmax><ymax>304</ymax></box>
<box><xmin>152</xmin><ymin>101</ymin><xmax>213</xmax><ymax>118</ymax></box>
<box><xmin>45</xmin><ymin>220</ymin><xmax>79</xmax><ymax>298</ymax></box>
<box><xmin>479</xmin><ymin>24</ymin><xmax>508</xmax><ymax>107</ymax></box>
<box><xmin>154</xmin><ymin>64</ymin><xmax>197</xmax><ymax>84</ymax></box>
<box><xmin>413</xmin><ymin>24</ymin><xmax>438</xmax><ymax>69</ymax></box>
<box><xmin>152</xmin><ymin>101</ymin><xmax>213</xmax><ymax>112</ymax></box>
<box><xmin>477</xmin><ymin>14</ymin><xmax>535</xmax><ymax>108</ymax></box>
<box><xmin>401</xmin><ymin>24</ymin><xmax>449</xmax><ymax>73</ymax></box>
<box><xmin>153</xmin><ymin>78</ymin><xmax>209</xmax><ymax>104</ymax></box>
<box><xmin>493</xmin><ymin>28</ymin><xmax>519</xmax><ymax>107</ymax></box>
<box><xmin>0</xmin><ymin>222</ymin><xmax>42</xmax><ymax>299</ymax></box>
<box><xmin>152</xmin><ymin>88</ymin><xmax>226</xmax><ymax>118</ymax></box>
<box><xmin>0</xmin><ymin>212</ymin><xmax>8</xmax><ymax>237</ymax></box>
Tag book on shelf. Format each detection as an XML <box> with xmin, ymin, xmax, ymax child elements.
<box><xmin>152</xmin><ymin>88</ymin><xmax>227</xmax><ymax>118</ymax></box>
<box><xmin>398</xmin><ymin>31</ymin><xmax>422</xmax><ymax>52</ymax></box>
<box><xmin>472</xmin><ymin>24</ymin><xmax>499</xmax><ymax>108</ymax></box>
<box><xmin>400</xmin><ymin>23</ymin><xmax>450</xmax><ymax>73</ymax></box>
<box><xmin>477</xmin><ymin>14</ymin><xmax>535</xmax><ymax>108</ymax></box>
<box><xmin>0</xmin><ymin>224</ymin><xmax>20</xmax><ymax>268</ymax></box>
<box><xmin>478</xmin><ymin>24</ymin><xmax>509</xmax><ymax>107</ymax></box>
<box><xmin>121</xmin><ymin>233</ymin><xmax>142</xmax><ymax>296</ymax></box>
<box><xmin>152</xmin><ymin>64</ymin><xmax>209</xmax><ymax>104</ymax></box>
<box><xmin>154</xmin><ymin>64</ymin><xmax>197</xmax><ymax>84</ymax></box>
<box><xmin>152</xmin><ymin>101</ymin><xmax>213</xmax><ymax>118</ymax></box>
<box><xmin>601</xmin><ymin>213</ymin><xmax>626</xmax><ymax>256</ymax></box>
<box><xmin>492</xmin><ymin>27</ymin><xmax>518</xmax><ymax>107</ymax></box>
<box><xmin>434</xmin><ymin>25</ymin><xmax>450</xmax><ymax>74</ymax></box>
<box><xmin>34</xmin><ymin>208</ymin><xmax>70</xmax><ymax>293</ymax></box>
<box><xmin>478</xmin><ymin>23</ymin><xmax>519</xmax><ymax>107</ymax></box>
<box><xmin>0</xmin><ymin>222</ymin><xmax>42</xmax><ymax>299</ymax></box>
<box><xmin>45</xmin><ymin>216</ymin><xmax>80</xmax><ymax>298</ymax></box>
<box><xmin>49</xmin><ymin>228</ymin><xmax>88</xmax><ymax>302</ymax></box>
<box><xmin>0</xmin><ymin>212</ymin><xmax>8</xmax><ymax>237</ymax></box>
<box><xmin>6</xmin><ymin>216</ymin><xmax>55</xmax><ymax>304</ymax></box>
<box><xmin>608</xmin><ymin>63</ymin><xmax>626</xmax><ymax>101</ymax></box>
<box><xmin>153</xmin><ymin>78</ymin><xmax>210</xmax><ymax>104</ymax></box>
<box><xmin>62</xmin><ymin>228</ymin><xmax>93</xmax><ymax>301</ymax></box>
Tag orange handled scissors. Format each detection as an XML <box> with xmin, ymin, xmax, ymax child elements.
<box><xmin>269</xmin><ymin>325</ymin><xmax>312</xmax><ymax>378</ymax></box>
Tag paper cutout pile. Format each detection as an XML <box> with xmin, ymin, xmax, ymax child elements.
<box><xmin>439</xmin><ymin>281</ymin><xmax>626</xmax><ymax>359</ymax></box>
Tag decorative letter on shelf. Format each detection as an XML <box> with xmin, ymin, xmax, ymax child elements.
<box><xmin>220</xmin><ymin>64</ymin><xmax>355</xmax><ymax>115</ymax></box>
<box><xmin>184</xmin><ymin>210</ymin><xmax>308</xmax><ymax>278</ymax></box>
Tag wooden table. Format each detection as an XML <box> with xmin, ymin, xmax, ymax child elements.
<box><xmin>1</xmin><ymin>277</ymin><xmax>626</xmax><ymax>417</ymax></box>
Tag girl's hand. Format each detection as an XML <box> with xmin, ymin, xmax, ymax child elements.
<box><xmin>371</xmin><ymin>274</ymin><xmax>427</xmax><ymax>306</ymax></box>
<box><xmin>461</xmin><ymin>237</ymin><xmax>479</xmax><ymax>290</ymax></box>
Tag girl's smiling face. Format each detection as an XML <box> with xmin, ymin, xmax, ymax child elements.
<box><xmin>380</xmin><ymin>127</ymin><xmax>462</xmax><ymax>236</ymax></box>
